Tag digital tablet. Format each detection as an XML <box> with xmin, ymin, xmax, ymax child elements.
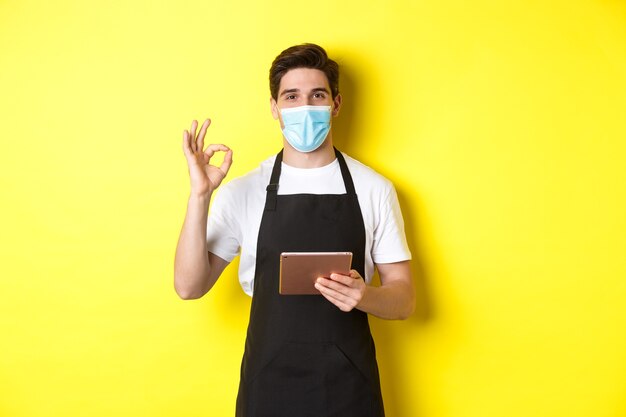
<box><xmin>279</xmin><ymin>252</ymin><xmax>353</xmax><ymax>295</ymax></box>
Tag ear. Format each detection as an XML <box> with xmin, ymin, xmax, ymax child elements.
<box><xmin>332</xmin><ymin>94</ymin><xmax>342</xmax><ymax>117</ymax></box>
<box><xmin>270</xmin><ymin>97</ymin><xmax>279</xmax><ymax>120</ymax></box>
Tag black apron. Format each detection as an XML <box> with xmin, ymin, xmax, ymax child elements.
<box><xmin>235</xmin><ymin>149</ymin><xmax>385</xmax><ymax>417</ymax></box>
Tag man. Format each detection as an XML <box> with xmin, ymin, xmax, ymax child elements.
<box><xmin>174</xmin><ymin>43</ymin><xmax>414</xmax><ymax>417</ymax></box>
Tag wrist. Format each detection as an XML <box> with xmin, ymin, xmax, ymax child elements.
<box><xmin>356</xmin><ymin>282</ymin><xmax>371</xmax><ymax>309</ymax></box>
<box><xmin>188</xmin><ymin>192</ymin><xmax>212</xmax><ymax>206</ymax></box>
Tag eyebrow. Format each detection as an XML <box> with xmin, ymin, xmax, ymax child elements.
<box><xmin>279</xmin><ymin>87</ymin><xmax>330</xmax><ymax>97</ymax></box>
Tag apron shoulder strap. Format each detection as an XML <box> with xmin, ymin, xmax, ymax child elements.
<box><xmin>335</xmin><ymin>148</ymin><xmax>357</xmax><ymax>196</ymax></box>
<box><xmin>264</xmin><ymin>150</ymin><xmax>283</xmax><ymax>212</ymax></box>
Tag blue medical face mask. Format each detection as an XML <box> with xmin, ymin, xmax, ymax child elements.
<box><xmin>280</xmin><ymin>105</ymin><xmax>332</xmax><ymax>153</ymax></box>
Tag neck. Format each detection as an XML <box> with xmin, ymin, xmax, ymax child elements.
<box><xmin>282</xmin><ymin>134</ymin><xmax>336</xmax><ymax>168</ymax></box>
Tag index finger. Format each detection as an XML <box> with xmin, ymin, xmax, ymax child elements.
<box><xmin>203</xmin><ymin>144</ymin><xmax>230</xmax><ymax>158</ymax></box>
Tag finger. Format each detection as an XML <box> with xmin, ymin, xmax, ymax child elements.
<box><xmin>189</xmin><ymin>120</ymin><xmax>198</xmax><ymax>152</ymax></box>
<box><xmin>219</xmin><ymin>149</ymin><xmax>233</xmax><ymax>175</ymax></box>
<box><xmin>321</xmin><ymin>293</ymin><xmax>352</xmax><ymax>312</ymax></box>
<box><xmin>182</xmin><ymin>130</ymin><xmax>193</xmax><ymax>158</ymax></box>
<box><xmin>316</xmin><ymin>277</ymin><xmax>354</xmax><ymax>295</ymax></box>
<box><xmin>196</xmin><ymin>119</ymin><xmax>211</xmax><ymax>152</ymax></box>
<box><xmin>349</xmin><ymin>269</ymin><xmax>363</xmax><ymax>280</ymax></box>
<box><xmin>329</xmin><ymin>272</ymin><xmax>357</xmax><ymax>286</ymax></box>
<box><xmin>204</xmin><ymin>143</ymin><xmax>230</xmax><ymax>152</ymax></box>
<box><xmin>203</xmin><ymin>144</ymin><xmax>230</xmax><ymax>160</ymax></box>
<box><xmin>316</xmin><ymin>285</ymin><xmax>356</xmax><ymax>312</ymax></box>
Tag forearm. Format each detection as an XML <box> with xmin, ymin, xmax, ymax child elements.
<box><xmin>174</xmin><ymin>193</ymin><xmax>213</xmax><ymax>299</ymax></box>
<box><xmin>357</xmin><ymin>279</ymin><xmax>415</xmax><ymax>320</ymax></box>
<box><xmin>315</xmin><ymin>261</ymin><xmax>415</xmax><ymax>319</ymax></box>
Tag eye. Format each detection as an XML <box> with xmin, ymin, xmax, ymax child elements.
<box><xmin>285</xmin><ymin>94</ymin><xmax>296</xmax><ymax>100</ymax></box>
<box><xmin>313</xmin><ymin>92</ymin><xmax>326</xmax><ymax>99</ymax></box>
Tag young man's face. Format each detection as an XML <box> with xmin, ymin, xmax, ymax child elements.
<box><xmin>271</xmin><ymin>67</ymin><xmax>342</xmax><ymax>127</ymax></box>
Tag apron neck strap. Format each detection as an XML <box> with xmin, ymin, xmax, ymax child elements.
<box><xmin>335</xmin><ymin>150</ymin><xmax>357</xmax><ymax>195</ymax></box>
<box><xmin>264</xmin><ymin>148</ymin><xmax>356</xmax><ymax>212</ymax></box>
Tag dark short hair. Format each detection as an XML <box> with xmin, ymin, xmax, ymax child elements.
<box><xmin>269</xmin><ymin>43</ymin><xmax>339</xmax><ymax>100</ymax></box>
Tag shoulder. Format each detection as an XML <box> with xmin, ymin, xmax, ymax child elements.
<box><xmin>341</xmin><ymin>152</ymin><xmax>394</xmax><ymax>196</ymax></box>
<box><xmin>217</xmin><ymin>154</ymin><xmax>276</xmax><ymax>199</ymax></box>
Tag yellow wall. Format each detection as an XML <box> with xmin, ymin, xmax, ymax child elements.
<box><xmin>1</xmin><ymin>1</ymin><xmax>625</xmax><ymax>416</ymax></box>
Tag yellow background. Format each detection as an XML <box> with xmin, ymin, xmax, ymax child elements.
<box><xmin>1</xmin><ymin>0</ymin><xmax>625</xmax><ymax>416</ymax></box>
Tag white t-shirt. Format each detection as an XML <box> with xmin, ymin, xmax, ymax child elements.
<box><xmin>206</xmin><ymin>152</ymin><xmax>411</xmax><ymax>296</ymax></box>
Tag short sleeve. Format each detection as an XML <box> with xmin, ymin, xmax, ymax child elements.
<box><xmin>371</xmin><ymin>184</ymin><xmax>412</xmax><ymax>264</ymax></box>
<box><xmin>206</xmin><ymin>185</ymin><xmax>242</xmax><ymax>262</ymax></box>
